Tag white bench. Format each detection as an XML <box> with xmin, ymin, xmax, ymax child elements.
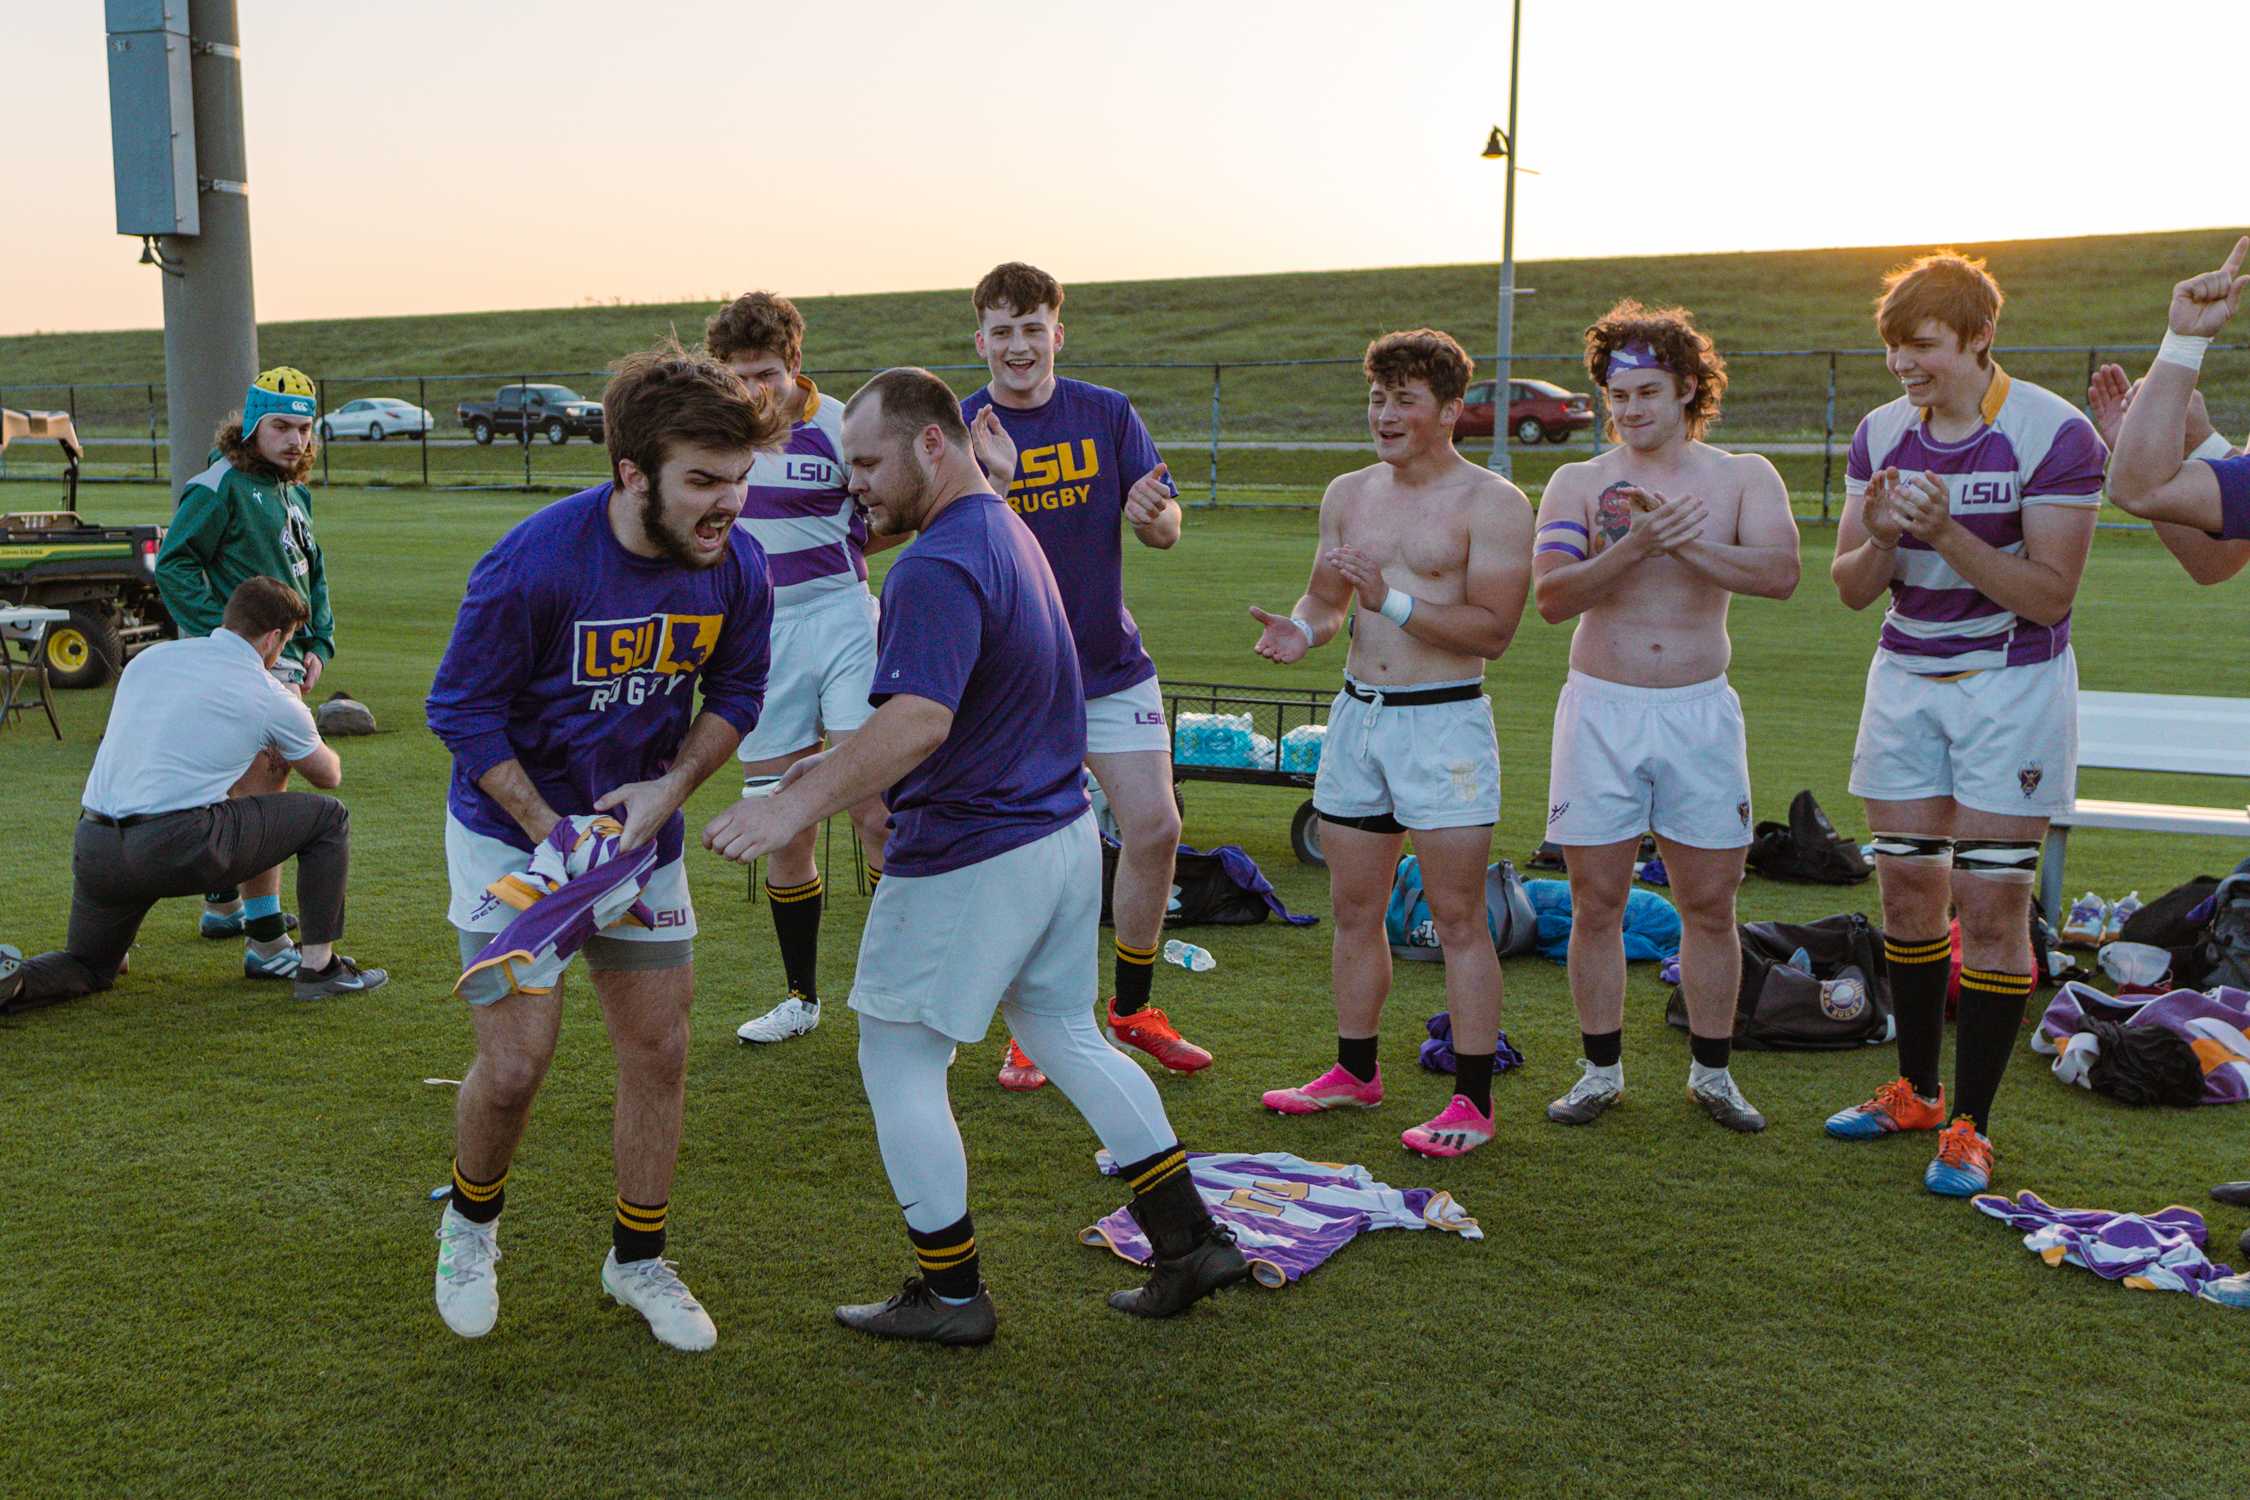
<box><xmin>2039</xmin><ymin>691</ymin><xmax>2250</xmax><ymax>917</ymax></box>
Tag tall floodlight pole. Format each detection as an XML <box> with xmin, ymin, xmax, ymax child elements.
<box><xmin>106</xmin><ymin>0</ymin><xmax>259</xmax><ymax>497</ymax></box>
<box><xmin>1483</xmin><ymin>0</ymin><xmax>1523</xmax><ymax>477</ymax></box>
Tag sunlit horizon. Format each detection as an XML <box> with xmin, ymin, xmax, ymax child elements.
<box><xmin>3</xmin><ymin>0</ymin><xmax>2237</xmax><ymax>338</ymax></box>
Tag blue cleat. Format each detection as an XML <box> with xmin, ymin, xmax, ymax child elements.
<box><xmin>1923</xmin><ymin>1118</ymin><xmax>1995</xmax><ymax>1197</ymax></box>
<box><xmin>244</xmin><ymin>943</ymin><xmax>302</xmax><ymax>980</ymax></box>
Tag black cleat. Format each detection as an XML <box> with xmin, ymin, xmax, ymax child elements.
<box><xmin>1107</xmin><ymin>1227</ymin><xmax>1251</xmax><ymax>1318</ymax></box>
<box><xmin>835</xmin><ymin>1277</ymin><xmax>996</xmax><ymax>1346</ymax></box>
<box><xmin>294</xmin><ymin>954</ymin><xmax>390</xmax><ymax>1002</ymax></box>
<box><xmin>2210</xmin><ymin>1181</ymin><xmax>2250</xmax><ymax>1208</ymax></box>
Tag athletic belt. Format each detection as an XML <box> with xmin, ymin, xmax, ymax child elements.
<box><xmin>80</xmin><ymin>809</ymin><xmax>172</xmax><ymax>829</ymax></box>
<box><xmin>1340</xmin><ymin>680</ymin><xmax>1482</xmax><ymax>708</ymax></box>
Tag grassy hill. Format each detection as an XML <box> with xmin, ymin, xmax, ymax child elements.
<box><xmin>5</xmin><ymin>230</ymin><xmax>2245</xmax><ymax>500</ymax></box>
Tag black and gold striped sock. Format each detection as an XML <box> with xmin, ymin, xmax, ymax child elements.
<box><xmin>1112</xmin><ymin>937</ymin><xmax>1159</xmax><ymax>1016</ymax></box>
<box><xmin>1954</xmin><ymin>967</ymin><xmax>2035</xmax><ymax>1132</ymax></box>
<box><xmin>450</xmin><ymin>1159</ymin><xmax>507</xmax><ymax>1225</ymax></box>
<box><xmin>1882</xmin><ymin>932</ymin><xmax>1953</xmax><ymax>1100</ymax></box>
<box><xmin>866</xmin><ymin>865</ymin><xmax>883</xmax><ymax>895</ymax></box>
<box><xmin>614</xmin><ymin>1196</ymin><xmax>667</xmax><ymax>1264</ymax></box>
<box><xmin>909</xmin><ymin>1213</ymin><xmax>979</xmax><ymax>1301</ymax></box>
<box><xmin>1119</xmin><ymin>1144</ymin><xmax>1190</xmax><ymax>1199</ymax></box>
<box><xmin>764</xmin><ymin>875</ymin><xmax>824</xmax><ymax>1001</ymax></box>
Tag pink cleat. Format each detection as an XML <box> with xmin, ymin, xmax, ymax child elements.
<box><xmin>1401</xmin><ymin>1095</ymin><xmax>1495</xmax><ymax>1158</ymax></box>
<box><xmin>1261</xmin><ymin>1064</ymin><xmax>1383</xmax><ymax>1115</ymax></box>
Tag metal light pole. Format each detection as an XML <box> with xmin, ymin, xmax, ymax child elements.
<box><xmin>1483</xmin><ymin>0</ymin><xmax>1522</xmax><ymax>478</ymax></box>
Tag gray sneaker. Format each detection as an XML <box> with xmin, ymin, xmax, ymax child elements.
<box><xmin>1546</xmin><ymin>1060</ymin><xmax>1623</xmax><ymax>1125</ymax></box>
<box><xmin>1689</xmin><ymin>1069</ymin><xmax>1768</xmax><ymax>1133</ymax></box>
<box><xmin>836</xmin><ymin>1276</ymin><xmax>997</xmax><ymax>1347</ymax></box>
<box><xmin>294</xmin><ymin>954</ymin><xmax>390</xmax><ymax>1001</ymax></box>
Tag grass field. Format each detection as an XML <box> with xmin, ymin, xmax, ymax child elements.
<box><xmin>3</xmin><ymin>479</ymin><xmax>2247</xmax><ymax>1499</ymax></box>
<box><xmin>5</xmin><ymin>229</ymin><xmax>2247</xmax><ymax>504</ymax></box>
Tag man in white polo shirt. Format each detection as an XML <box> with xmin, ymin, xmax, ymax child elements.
<box><xmin>0</xmin><ymin>577</ymin><xmax>386</xmax><ymax>1012</ymax></box>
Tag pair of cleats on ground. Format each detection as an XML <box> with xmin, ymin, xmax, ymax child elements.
<box><xmin>2060</xmin><ymin>890</ymin><xmax>2141</xmax><ymax>948</ymax></box>
<box><xmin>1823</xmin><ymin>1077</ymin><xmax>1996</xmax><ymax>1196</ymax></box>
<box><xmin>1260</xmin><ymin>1067</ymin><xmax>1504</xmax><ymax>1158</ymax></box>
<box><xmin>435</xmin><ymin>1204</ymin><xmax>1250</xmax><ymax>1352</ymax></box>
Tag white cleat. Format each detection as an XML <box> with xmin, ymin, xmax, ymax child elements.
<box><xmin>433</xmin><ymin>1205</ymin><xmax>501</xmax><ymax>1338</ymax></box>
<box><xmin>735</xmin><ymin>995</ymin><xmax>820</xmax><ymax>1045</ymax></box>
<box><xmin>1688</xmin><ymin>1067</ymin><xmax>1768</xmax><ymax>1133</ymax></box>
<box><xmin>602</xmin><ymin>1251</ymin><xmax>717</xmax><ymax>1352</ymax></box>
<box><xmin>1546</xmin><ymin>1059</ymin><xmax>1623</xmax><ymax>1125</ymax></box>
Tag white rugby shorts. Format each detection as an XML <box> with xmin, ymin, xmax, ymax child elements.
<box><xmin>1311</xmin><ymin>675</ymin><xmax>1500</xmax><ymax>831</ymax></box>
<box><xmin>737</xmin><ymin>588</ymin><xmax>880</xmax><ymax>763</ymax></box>
<box><xmin>848</xmin><ymin>813</ymin><xmax>1098</xmax><ymax>1043</ymax></box>
<box><xmin>1848</xmin><ymin>647</ymin><xmax>2078</xmax><ymax>817</ymax></box>
<box><xmin>1085</xmin><ymin>675</ymin><xmax>1171</xmax><ymax>756</ymax></box>
<box><xmin>1545</xmin><ymin>670</ymin><xmax>1753</xmax><ymax>849</ymax></box>
<box><xmin>445</xmin><ymin>811</ymin><xmax>697</xmax><ymax>943</ymax></box>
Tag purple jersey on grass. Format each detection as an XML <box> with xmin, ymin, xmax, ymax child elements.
<box><xmin>961</xmin><ymin>378</ymin><xmax>1174</xmax><ymax>700</ymax></box>
<box><xmin>736</xmin><ymin>381</ymin><xmax>870</xmax><ymax>609</ymax></box>
<box><xmin>1973</xmin><ymin>1191</ymin><xmax>2235</xmax><ymax>1295</ymax></box>
<box><xmin>426</xmin><ymin>484</ymin><xmax>772</xmax><ymax>866</ymax></box>
<box><xmin>2207</xmin><ymin>452</ymin><xmax>2250</xmax><ymax>541</ymax></box>
<box><xmin>1845</xmin><ymin>369</ymin><xmax>2106</xmax><ymax>674</ymax></box>
<box><xmin>871</xmin><ymin>491</ymin><xmax>1088</xmax><ymax>877</ymax></box>
<box><xmin>1083</xmin><ymin>1150</ymin><xmax>1483</xmax><ymax>1287</ymax></box>
<box><xmin>2034</xmin><ymin>982</ymin><xmax>2250</xmax><ymax>1104</ymax></box>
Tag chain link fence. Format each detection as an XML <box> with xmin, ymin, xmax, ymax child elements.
<box><xmin>4</xmin><ymin>346</ymin><xmax>2244</xmax><ymax>520</ymax></box>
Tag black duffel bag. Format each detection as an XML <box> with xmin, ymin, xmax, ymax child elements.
<box><xmin>1666</xmin><ymin>912</ymin><xmax>1892</xmax><ymax>1050</ymax></box>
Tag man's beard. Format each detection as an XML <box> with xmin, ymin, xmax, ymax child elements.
<box><xmin>638</xmin><ymin>472</ymin><xmax>727</xmax><ymax>569</ymax></box>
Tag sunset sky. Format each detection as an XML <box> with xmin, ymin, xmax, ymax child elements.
<box><xmin>3</xmin><ymin>0</ymin><xmax>2237</xmax><ymax>336</ymax></box>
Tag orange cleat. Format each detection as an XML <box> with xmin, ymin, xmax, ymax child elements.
<box><xmin>997</xmin><ymin>1037</ymin><xmax>1047</xmax><ymax>1092</ymax></box>
<box><xmin>1823</xmin><ymin>1077</ymin><xmax>1946</xmax><ymax>1140</ymax></box>
<box><xmin>1106</xmin><ymin>1001</ymin><xmax>1214</xmax><ymax>1073</ymax></box>
<box><xmin>1924</xmin><ymin>1117</ymin><xmax>1996</xmax><ymax>1197</ymax></box>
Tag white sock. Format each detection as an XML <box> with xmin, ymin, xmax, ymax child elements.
<box><xmin>1590</xmin><ymin>1060</ymin><xmax>1624</xmax><ymax>1086</ymax></box>
<box><xmin>1688</xmin><ymin>1061</ymin><xmax>1730</xmax><ymax>1089</ymax></box>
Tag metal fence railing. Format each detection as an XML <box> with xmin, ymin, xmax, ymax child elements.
<box><xmin>3</xmin><ymin>344</ymin><xmax>2243</xmax><ymax>519</ymax></box>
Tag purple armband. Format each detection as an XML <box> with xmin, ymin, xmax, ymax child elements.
<box><xmin>1536</xmin><ymin>519</ymin><xmax>1589</xmax><ymax>561</ymax></box>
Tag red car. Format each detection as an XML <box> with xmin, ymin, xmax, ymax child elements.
<box><xmin>1457</xmin><ymin>377</ymin><xmax>1595</xmax><ymax>444</ymax></box>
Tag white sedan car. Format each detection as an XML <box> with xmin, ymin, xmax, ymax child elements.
<box><xmin>319</xmin><ymin>397</ymin><xmax>434</xmax><ymax>442</ymax></box>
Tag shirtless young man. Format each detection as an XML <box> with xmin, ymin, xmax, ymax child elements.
<box><xmin>1249</xmin><ymin>328</ymin><xmax>1533</xmax><ymax>1158</ymax></box>
<box><xmin>1530</xmin><ymin>302</ymin><xmax>1800</xmax><ymax>1133</ymax></box>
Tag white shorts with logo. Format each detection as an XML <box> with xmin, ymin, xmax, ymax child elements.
<box><xmin>268</xmin><ymin>659</ymin><xmax>308</xmax><ymax>693</ymax></box>
<box><xmin>1085</xmin><ymin>675</ymin><xmax>1171</xmax><ymax>756</ymax></box>
<box><xmin>1311</xmin><ymin>675</ymin><xmax>1501</xmax><ymax>831</ymax></box>
<box><xmin>444</xmin><ymin>811</ymin><xmax>697</xmax><ymax>945</ymax></box>
<box><xmin>848</xmin><ymin>813</ymin><xmax>1098</xmax><ymax>1043</ymax></box>
<box><xmin>736</xmin><ymin>587</ymin><xmax>879</xmax><ymax>763</ymax></box>
<box><xmin>1847</xmin><ymin>647</ymin><xmax>2078</xmax><ymax>818</ymax></box>
<box><xmin>1546</xmin><ymin>671</ymin><xmax>1753</xmax><ymax>849</ymax></box>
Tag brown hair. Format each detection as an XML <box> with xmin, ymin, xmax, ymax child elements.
<box><xmin>215</xmin><ymin>413</ymin><xmax>317</xmax><ymax>485</ymax></box>
<box><xmin>1875</xmin><ymin>252</ymin><xmax>2003</xmax><ymax>366</ymax></box>
<box><xmin>972</xmin><ymin>262</ymin><xmax>1064</xmax><ymax>320</ymax></box>
<box><xmin>845</xmin><ymin>367</ymin><xmax>971</xmax><ymax>448</ymax></box>
<box><xmin>1583</xmin><ymin>299</ymin><xmax>1729</xmax><ymax>441</ymax></box>
<box><xmin>1363</xmin><ymin>328</ymin><xmax>1474</xmax><ymax>405</ymax></box>
<box><xmin>603</xmin><ymin>337</ymin><xmax>790</xmax><ymax>483</ymax></box>
<box><xmin>222</xmin><ymin>574</ymin><xmax>310</xmax><ymax>639</ymax></box>
<box><xmin>705</xmin><ymin>290</ymin><xmax>805</xmax><ymax>368</ymax></box>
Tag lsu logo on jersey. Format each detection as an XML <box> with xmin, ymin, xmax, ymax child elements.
<box><xmin>573</xmin><ymin>613</ymin><xmax>722</xmax><ymax>709</ymax></box>
<box><xmin>1008</xmin><ymin>439</ymin><xmax>1100</xmax><ymax>515</ymax></box>
<box><xmin>1956</xmin><ymin>477</ymin><xmax>2016</xmax><ymax>508</ymax></box>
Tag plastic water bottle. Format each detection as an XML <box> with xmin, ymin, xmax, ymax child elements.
<box><xmin>1785</xmin><ymin>946</ymin><xmax>1813</xmax><ymax>975</ymax></box>
<box><xmin>1163</xmin><ymin>939</ymin><xmax>1215</xmax><ymax>972</ymax></box>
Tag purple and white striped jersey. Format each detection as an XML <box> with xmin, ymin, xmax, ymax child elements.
<box><xmin>1846</xmin><ymin>369</ymin><xmax>2106</xmax><ymax>675</ymax></box>
<box><xmin>1083</xmin><ymin>1149</ymin><xmax>1482</xmax><ymax>1287</ymax></box>
<box><xmin>735</xmin><ymin>379</ymin><xmax>869</xmax><ymax>611</ymax></box>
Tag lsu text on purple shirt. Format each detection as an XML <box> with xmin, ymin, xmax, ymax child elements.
<box><xmin>1846</xmin><ymin>368</ymin><xmax>2106</xmax><ymax>674</ymax></box>
<box><xmin>960</xmin><ymin>377</ymin><xmax>1173</xmax><ymax>700</ymax></box>
<box><xmin>871</xmin><ymin>491</ymin><xmax>1088</xmax><ymax>877</ymax></box>
<box><xmin>426</xmin><ymin>484</ymin><xmax>772</xmax><ymax>865</ymax></box>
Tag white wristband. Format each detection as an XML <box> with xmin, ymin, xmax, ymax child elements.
<box><xmin>1377</xmin><ymin>590</ymin><xmax>1415</xmax><ymax>627</ymax></box>
<box><xmin>2156</xmin><ymin>330</ymin><xmax>2211</xmax><ymax>372</ymax></box>
<box><xmin>1288</xmin><ymin>616</ymin><xmax>1316</xmax><ymax>646</ymax></box>
<box><xmin>2190</xmin><ymin>432</ymin><xmax>2234</xmax><ymax>464</ymax></box>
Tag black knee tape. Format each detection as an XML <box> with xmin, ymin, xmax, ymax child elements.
<box><xmin>1952</xmin><ymin>838</ymin><xmax>2039</xmax><ymax>884</ymax></box>
<box><xmin>1870</xmin><ymin>833</ymin><xmax>1953</xmax><ymax>867</ymax></box>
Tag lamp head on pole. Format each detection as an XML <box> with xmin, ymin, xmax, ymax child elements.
<box><xmin>1481</xmin><ymin>126</ymin><xmax>1508</xmax><ymax>160</ymax></box>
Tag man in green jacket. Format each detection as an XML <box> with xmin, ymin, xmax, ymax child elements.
<box><xmin>153</xmin><ymin>367</ymin><xmax>336</xmax><ymax>978</ymax></box>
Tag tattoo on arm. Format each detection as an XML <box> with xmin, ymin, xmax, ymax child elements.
<box><xmin>1591</xmin><ymin>483</ymin><xmax>1636</xmax><ymax>555</ymax></box>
